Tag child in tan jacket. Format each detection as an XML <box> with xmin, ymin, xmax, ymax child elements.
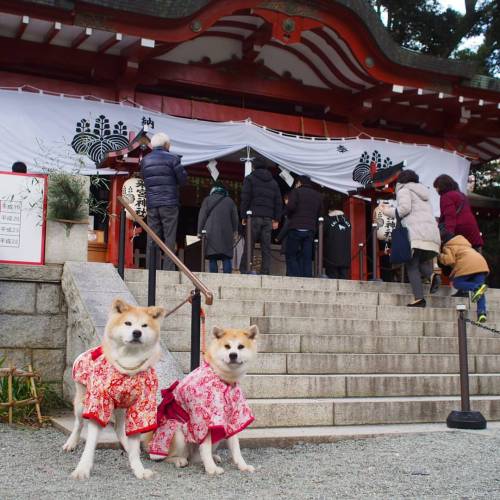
<box><xmin>439</xmin><ymin>233</ymin><xmax>489</xmax><ymax>322</ymax></box>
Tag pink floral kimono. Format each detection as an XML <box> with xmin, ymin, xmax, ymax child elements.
<box><xmin>72</xmin><ymin>346</ymin><xmax>158</xmax><ymax>436</ymax></box>
<box><xmin>149</xmin><ymin>362</ymin><xmax>254</xmax><ymax>456</ymax></box>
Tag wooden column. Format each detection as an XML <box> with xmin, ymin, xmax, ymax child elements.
<box><xmin>107</xmin><ymin>175</ymin><xmax>126</xmax><ymax>265</ymax></box>
<box><xmin>346</xmin><ymin>197</ymin><xmax>367</xmax><ymax>280</ymax></box>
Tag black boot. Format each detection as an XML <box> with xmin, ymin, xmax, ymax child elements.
<box><xmin>407</xmin><ymin>298</ymin><xmax>426</xmax><ymax>307</ymax></box>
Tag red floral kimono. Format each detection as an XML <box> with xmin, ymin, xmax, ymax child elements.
<box><xmin>72</xmin><ymin>346</ymin><xmax>158</xmax><ymax>436</ymax></box>
<box><xmin>149</xmin><ymin>362</ymin><xmax>254</xmax><ymax>456</ymax></box>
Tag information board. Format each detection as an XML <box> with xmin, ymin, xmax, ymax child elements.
<box><xmin>0</xmin><ymin>172</ymin><xmax>47</xmax><ymax>265</ymax></box>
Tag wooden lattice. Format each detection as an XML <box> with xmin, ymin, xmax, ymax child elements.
<box><xmin>0</xmin><ymin>364</ymin><xmax>43</xmax><ymax>424</ymax></box>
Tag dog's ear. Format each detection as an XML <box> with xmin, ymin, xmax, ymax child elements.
<box><xmin>246</xmin><ymin>324</ymin><xmax>259</xmax><ymax>340</ymax></box>
<box><xmin>147</xmin><ymin>306</ymin><xmax>166</xmax><ymax>320</ymax></box>
<box><xmin>212</xmin><ymin>326</ymin><xmax>225</xmax><ymax>339</ymax></box>
<box><xmin>112</xmin><ymin>298</ymin><xmax>131</xmax><ymax>314</ymax></box>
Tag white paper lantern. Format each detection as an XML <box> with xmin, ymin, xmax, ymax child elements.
<box><xmin>373</xmin><ymin>202</ymin><xmax>396</xmax><ymax>241</ymax></box>
<box><xmin>122</xmin><ymin>177</ymin><xmax>147</xmax><ymax>220</ymax></box>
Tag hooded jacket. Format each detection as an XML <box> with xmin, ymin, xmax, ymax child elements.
<box><xmin>385</xmin><ymin>182</ymin><xmax>440</xmax><ymax>254</ymax></box>
<box><xmin>240</xmin><ymin>167</ymin><xmax>282</xmax><ymax>219</ymax></box>
<box><xmin>439</xmin><ymin>235</ymin><xmax>489</xmax><ymax>278</ymax></box>
<box><xmin>140</xmin><ymin>147</ymin><xmax>187</xmax><ymax>208</ymax></box>
<box><xmin>439</xmin><ymin>190</ymin><xmax>483</xmax><ymax>247</ymax></box>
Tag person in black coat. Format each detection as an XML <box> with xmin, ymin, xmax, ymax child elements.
<box><xmin>198</xmin><ymin>181</ymin><xmax>238</xmax><ymax>274</ymax></box>
<box><xmin>141</xmin><ymin>132</ymin><xmax>187</xmax><ymax>270</ymax></box>
<box><xmin>324</xmin><ymin>202</ymin><xmax>351</xmax><ymax>279</ymax></box>
<box><xmin>239</xmin><ymin>164</ymin><xmax>282</xmax><ymax>275</ymax></box>
<box><xmin>285</xmin><ymin>176</ymin><xmax>322</xmax><ymax>278</ymax></box>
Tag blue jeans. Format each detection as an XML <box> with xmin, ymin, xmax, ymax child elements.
<box><xmin>285</xmin><ymin>229</ymin><xmax>314</xmax><ymax>277</ymax></box>
<box><xmin>209</xmin><ymin>257</ymin><xmax>232</xmax><ymax>274</ymax></box>
<box><xmin>453</xmin><ymin>272</ymin><xmax>487</xmax><ymax>314</ymax></box>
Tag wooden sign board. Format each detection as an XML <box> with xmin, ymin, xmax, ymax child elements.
<box><xmin>0</xmin><ymin>172</ymin><xmax>47</xmax><ymax>265</ymax></box>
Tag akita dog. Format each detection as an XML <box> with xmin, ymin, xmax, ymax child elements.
<box><xmin>63</xmin><ymin>298</ymin><xmax>165</xmax><ymax>479</ymax></box>
<box><xmin>148</xmin><ymin>325</ymin><xmax>258</xmax><ymax>475</ymax></box>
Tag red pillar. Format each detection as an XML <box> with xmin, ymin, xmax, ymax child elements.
<box><xmin>346</xmin><ymin>197</ymin><xmax>367</xmax><ymax>280</ymax></box>
<box><xmin>107</xmin><ymin>175</ymin><xmax>126</xmax><ymax>265</ymax></box>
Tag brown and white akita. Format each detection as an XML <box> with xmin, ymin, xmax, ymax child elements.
<box><xmin>147</xmin><ymin>325</ymin><xmax>258</xmax><ymax>475</ymax></box>
<box><xmin>63</xmin><ymin>298</ymin><xmax>165</xmax><ymax>480</ymax></box>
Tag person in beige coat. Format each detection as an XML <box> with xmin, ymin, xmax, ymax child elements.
<box><xmin>439</xmin><ymin>233</ymin><xmax>489</xmax><ymax>322</ymax></box>
<box><xmin>380</xmin><ymin>169</ymin><xmax>441</xmax><ymax>307</ymax></box>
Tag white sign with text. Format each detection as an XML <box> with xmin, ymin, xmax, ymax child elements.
<box><xmin>0</xmin><ymin>172</ymin><xmax>47</xmax><ymax>265</ymax></box>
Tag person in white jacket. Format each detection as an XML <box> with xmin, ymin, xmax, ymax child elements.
<box><xmin>379</xmin><ymin>170</ymin><xmax>441</xmax><ymax>307</ymax></box>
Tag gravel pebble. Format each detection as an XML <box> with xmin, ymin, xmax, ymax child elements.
<box><xmin>1</xmin><ymin>425</ymin><xmax>500</xmax><ymax>499</ymax></box>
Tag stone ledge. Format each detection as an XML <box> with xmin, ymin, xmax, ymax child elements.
<box><xmin>0</xmin><ymin>264</ymin><xmax>63</xmax><ymax>282</ymax></box>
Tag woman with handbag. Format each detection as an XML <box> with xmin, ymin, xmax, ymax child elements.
<box><xmin>379</xmin><ymin>170</ymin><xmax>441</xmax><ymax>307</ymax></box>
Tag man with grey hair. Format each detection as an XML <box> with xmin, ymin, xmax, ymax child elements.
<box><xmin>141</xmin><ymin>132</ymin><xmax>187</xmax><ymax>270</ymax></box>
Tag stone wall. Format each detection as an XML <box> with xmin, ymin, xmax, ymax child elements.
<box><xmin>0</xmin><ymin>264</ymin><xmax>67</xmax><ymax>395</ymax></box>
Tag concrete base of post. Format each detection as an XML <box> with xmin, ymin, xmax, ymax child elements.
<box><xmin>446</xmin><ymin>410</ymin><xmax>487</xmax><ymax>430</ymax></box>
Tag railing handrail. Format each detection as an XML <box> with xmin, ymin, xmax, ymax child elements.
<box><xmin>117</xmin><ymin>196</ymin><xmax>214</xmax><ymax>305</ymax></box>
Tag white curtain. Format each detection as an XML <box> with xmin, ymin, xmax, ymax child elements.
<box><xmin>0</xmin><ymin>89</ymin><xmax>469</xmax><ymax>213</ymax></box>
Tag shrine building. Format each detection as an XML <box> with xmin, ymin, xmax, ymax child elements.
<box><xmin>0</xmin><ymin>0</ymin><xmax>499</xmax><ymax>278</ymax></box>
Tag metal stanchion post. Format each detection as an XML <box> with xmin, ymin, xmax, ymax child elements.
<box><xmin>358</xmin><ymin>243</ymin><xmax>364</xmax><ymax>281</ymax></box>
<box><xmin>371</xmin><ymin>223</ymin><xmax>379</xmax><ymax>281</ymax></box>
<box><xmin>313</xmin><ymin>239</ymin><xmax>319</xmax><ymax>278</ymax></box>
<box><xmin>446</xmin><ymin>305</ymin><xmax>487</xmax><ymax>429</ymax></box>
<box><xmin>118</xmin><ymin>206</ymin><xmax>126</xmax><ymax>280</ymax></box>
<box><xmin>245</xmin><ymin>210</ymin><xmax>255</xmax><ymax>274</ymax></box>
<box><xmin>147</xmin><ymin>244</ymin><xmax>157</xmax><ymax>306</ymax></box>
<box><xmin>317</xmin><ymin>217</ymin><xmax>326</xmax><ymax>278</ymax></box>
<box><xmin>190</xmin><ymin>288</ymin><xmax>201</xmax><ymax>371</ymax></box>
<box><xmin>200</xmin><ymin>230</ymin><xmax>207</xmax><ymax>272</ymax></box>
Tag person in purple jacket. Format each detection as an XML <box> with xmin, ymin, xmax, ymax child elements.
<box><xmin>433</xmin><ymin>174</ymin><xmax>483</xmax><ymax>251</ymax></box>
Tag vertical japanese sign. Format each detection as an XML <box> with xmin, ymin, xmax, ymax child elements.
<box><xmin>0</xmin><ymin>172</ymin><xmax>47</xmax><ymax>265</ymax></box>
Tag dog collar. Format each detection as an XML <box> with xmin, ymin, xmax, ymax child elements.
<box><xmin>114</xmin><ymin>358</ymin><xmax>149</xmax><ymax>372</ymax></box>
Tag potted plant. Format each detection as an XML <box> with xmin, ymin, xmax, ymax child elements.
<box><xmin>47</xmin><ymin>171</ymin><xmax>89</xmax><ymax>234</ymax></box>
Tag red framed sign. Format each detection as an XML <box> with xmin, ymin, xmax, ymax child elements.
<box><xmin>0</xmin><ymin>171</ymin><xmax>48</xmax><ymax>265</ymax></box>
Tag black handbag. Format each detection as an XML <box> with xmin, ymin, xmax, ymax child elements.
<box><xmin>390</xmin><ymin>211</ymin><xmax>412</xmax><ymax>265</ymax></box>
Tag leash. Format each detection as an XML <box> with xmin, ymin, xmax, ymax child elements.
<box><xmin>162</xmin><ymin>290</ymin><xmax>208</xmax><ymax>354</ymax></box>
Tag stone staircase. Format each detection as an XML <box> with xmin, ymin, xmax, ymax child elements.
<box><xmin>125</xmin><ymin>270</ymin><xmax>500</xmax><ymax>443</ymax></box>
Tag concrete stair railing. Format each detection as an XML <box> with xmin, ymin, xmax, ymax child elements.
<box><xmin>124</xmin><ymin>270</ymin><xmax>500</xmax><ymax>439</ymax></box>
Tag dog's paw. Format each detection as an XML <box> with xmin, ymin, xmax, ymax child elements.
<box><xmin>134</xmin><ymin>468</ymin><xmax>155</xmax><ymax>480</ymax></box>
<box><xmin>174</xmin><ymin>457</ymin><xmax>188</xmax><ymax>468</ymax></box>
<box><xmin>71</xmin><ymin>465</ymin><xmax>91</xmax><ymax>480</ymax></box>
<box><xmin>213</xmin><ymin>454</ymin><xmax>222</xmax><ymax>464</ymax></box>
<box><xmin>205</xmin><ymin>465</ymin><xmax>224</xmax><ymax>476</ymax></box>
<box><xmin>62</xmin><ymin>439</ymin><xmax>78</xmax><ymax>452</ymax></box>
<box><xmin>237</xmin><ymin>463</ymin><xmax>255</xmax><ymax>473</ymax></box>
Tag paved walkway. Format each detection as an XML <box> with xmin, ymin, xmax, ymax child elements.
<box><xmin>1</xmin><ymin>424</ymin><xmax>499</xmax><ymax>499</ymax></box>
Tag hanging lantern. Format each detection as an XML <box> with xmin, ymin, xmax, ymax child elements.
<box><xmin>373</xmin><ymin>202</ymin><xmax>396</xmax><ymax>241</ymax></box>
<box><xmin>122</xmin><ymin>177</ymin><xmax>147</xmax><ymax>220</ymax></box>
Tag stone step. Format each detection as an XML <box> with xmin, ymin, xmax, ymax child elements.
<box><xmin>164</xmin><ymin>331</ymin><xmax>500</xmax><ymax>355</ymax></box>
<box><xmin>127</xmin><ymin>279</ymin><xmax>500</xmax><ymax>310</ymax></box>
<box><xmin>262</xmin><ymin>302</ymin><xmax>498</xmax><ymax>322</ymax></box>
<box><xmin>285</xmin><ymin>353</ymin><xmax>480</xmax><ymax>375</ymax></box>
<box><xmin>248</xmin><ymin>396</ymin><xmax>500</xmax><ymax>427</ymax></box>
<box><xmin>251</xmin><ymin>316</ymin><xmax>496</xmax><ymax>337</ymax></box>
<box><xmin>301</xmin><ymin>335</ymin><xmax>500</xmax><ymax>355</ymax></box>
<box><xmin>56</xmin><ymin>416</ymin><xmax>500</xmax><ymax>450</ymax></box>
<box><xmin>164</xmin><ymin>331</ymin><xmax>302</xmax><ymax>353</ymax></box>
<box><xmin>170</xmin><ymin>351</ymin><xmax>500</xmax><ymax>374</ymax></box>
<box><xmin>241</xmin><ymin>373</ymin><xmax>500</xmax><ymax>398</ymax></box>
<box><xmin>126</xmin><ymin>269</ymin><xmax>500</xmax><ymax>298</ymax></box>
<box><xmin>238</xmin><ymin>422</ymin><xmax>500</xmax><ymax>448</ymax></box>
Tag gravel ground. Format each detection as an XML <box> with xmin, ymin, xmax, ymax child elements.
<box><xmin>1</xmin><ymin>425</ymin><xmax>500</xmax><ymax>499</ymax></box>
